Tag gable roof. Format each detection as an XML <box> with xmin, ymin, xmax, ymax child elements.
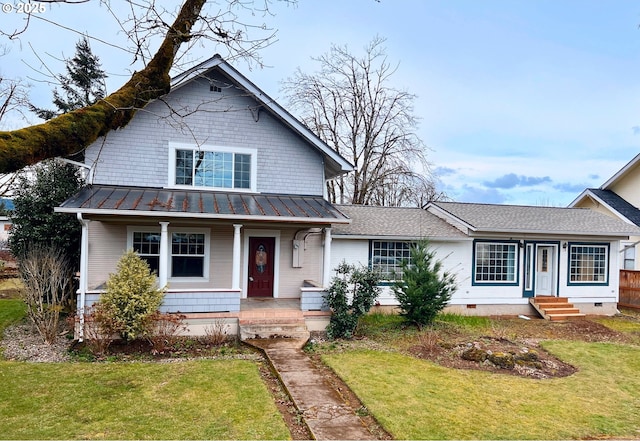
<box><xmin>332</xmin><ymin>205</ymin><xmax>468</xmax><ymax>240</ymax></box>
<box><xmin>600</xmin><ymin>153</ymin><xmax>640</xmax><ymax>189</ymax></box>
<box><xmin>57</xmin><ymin>185</ymin><xmax>350</xmax><ymax>224</ymax></box>
<box><xmin>170</xmin><ymin>54</ymin><xmax>353</xmax><ymax>179</ymax></box>
<box><xmin>427</xmin><ymin>201</ymin><xmax>640</xmax><ymax>237</ymax></box>
<box><xmin>571</xmin><ymin>189</ymin><xmax>640</xmax><ymax>227</ymax></box>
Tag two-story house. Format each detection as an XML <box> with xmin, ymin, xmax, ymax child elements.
<box><xmin>57</xmin><ymin>54</ymin><xmax>353</xmax><ymax>338</ymax></box>
<box><xmin>57</xmin><ymin>56</ymin><xmax>640</xmax><ymax>337</ymax></box>
<box><xmin>570</xmin><ymin>153</ymin><xmax>640</xmax><ymax>271</ymax></box>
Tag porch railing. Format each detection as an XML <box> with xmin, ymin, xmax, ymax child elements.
<box><xmin>619</xmin><ymin>270</ymin><xmax>640</xmax><ymax>309</ymax></box>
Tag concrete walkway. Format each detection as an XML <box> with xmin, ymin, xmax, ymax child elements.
<box><xmin>247</xmin><ymin>338</ymin><xmax>377</xmax><ymax>440</ymax></box>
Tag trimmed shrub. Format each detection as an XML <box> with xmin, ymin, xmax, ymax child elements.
<box><xmin>324</xmin><ymin>262</ymin><xmax>381</xmax><ymax>339</ymax></box>
<box><xmin>94</xmin><ymin>249</ymin><xmax>166</xmax><ymax>341</ymax></box>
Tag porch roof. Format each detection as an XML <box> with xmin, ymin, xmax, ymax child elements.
<box><xmin>56</xmin><ymin>185</ymin><xmax>350</xmax><ymax>224</ymax></box>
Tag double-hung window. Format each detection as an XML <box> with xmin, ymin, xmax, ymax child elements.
<box><xmin>473</xmin><ymin>241</ymin><xmax>518</xmax><ymax>284</ymax></box>
<box><xmin>170</xmin><ymin>143</ymin><xmax>256</xmax><ymax>191</ymax></box>
<box><xmin>132</xmin><ymin>231</ymin><xmax>160</xmax><ymax>275</ymax></box>
<box><xmin>371</xmin><ymin>241</ymin><xmax>412</xmax><ymax>281</ymax></box>
<box><xmin>568</xmin><ymin>243</ymin><xmax>608</xmax><ymax>284</ymax></box>
<box><xmin>129</xmin><ymin>227</ymin><xmax>209</xmax><ymax>280</ymax></box>
<box><xmin>171</xmin><ymin>232</ymin><xmax>206</xmax><ymax>278</ymax></box>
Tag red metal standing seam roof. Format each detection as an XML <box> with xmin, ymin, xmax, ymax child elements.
<box><xmin>57</xmin><ymin>185</ymin><xmax>350</xmax><ymax>223</ymax></box>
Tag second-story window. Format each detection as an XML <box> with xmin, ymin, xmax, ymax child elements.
<box><xmin>170</xmin><ymin>144</ymin><xmax>256</xmax><ymax>191</ymax></box>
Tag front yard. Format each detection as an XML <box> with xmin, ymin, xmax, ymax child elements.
<box><xmin>2</xmin><ymin>290</ymin><xmax>640</xmax><ymax>440</ymax></box>
<box><xmin>315</xmin><ymin>310</ymin><xmax>640</xmax><ymax>440</ymax></box>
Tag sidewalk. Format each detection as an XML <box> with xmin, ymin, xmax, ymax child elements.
<box><xmin>247</xmin><ymin>338</ymin><xmax>378</xmax><ymax>440</ymax></box>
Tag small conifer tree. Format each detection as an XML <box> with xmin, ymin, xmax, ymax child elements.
<box><xmin>392</xmin><ymin>240</ymin><xmax>457</xmax><ymax>328</ymax></box>
<box><xmin>96</xmin><ymin>249</ymin><xmax>166</xmax><ymax>341</ymax></box>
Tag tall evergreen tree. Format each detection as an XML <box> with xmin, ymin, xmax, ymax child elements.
<box><xmin>9</xmin><ymin>159</ymin><xmax>84</xmax><ymax>269</ymax></box>
<box><xmin>30</xmin><ymin>37</ymin><xmax>107</xmax><ymax>121</ymax></box>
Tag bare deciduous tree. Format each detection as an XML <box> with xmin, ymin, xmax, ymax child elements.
<box><xmin>283</xmin><ymin>36</ymin><xmax>441</xmax><ymax>206</ymax></box>
<box><xmin>18</xmin><ymin>245</ymin><xmax>74</xmax><ymax>344</ymax></box>
<box><xmin>0</xmin><ymin>0</ymin><xmax>284</xmax><ymax>174</ymax></box>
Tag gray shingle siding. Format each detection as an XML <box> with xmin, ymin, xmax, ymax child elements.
<box><xmin>86</xmin><ymin>74</ymin><xmax>325</xmax><ymax>196</ymax></box>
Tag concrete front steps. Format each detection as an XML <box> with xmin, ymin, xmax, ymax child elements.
<box><xmin>530</xmin><ymin>296</ymin><xmax>586</xmax><ymax>321</ymax></box>
<box><xmin>239</xmin><ymin>308</ymin><xmax>311</xmax><ymax>341</ymax></box>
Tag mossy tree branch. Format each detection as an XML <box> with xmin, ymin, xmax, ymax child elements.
<box><xmin>0</xmin><ymin>0</ymin><xmax>207</xmax><ymax>174</ymax></box>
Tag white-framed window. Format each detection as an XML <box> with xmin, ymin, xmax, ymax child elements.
<box><xmin>370</xmin><ymin>241</ymin><xmax>411</xmax><ymax>281</ymax></box>
<box><xmin>128</xmin><ymin>226</ymin><xmax>210</xmax><ymax>281</ymax></box>
<box><xmin>623</xmin><ymin>244</ymin><xmax>636</xmax><ymax>270</ymax></box>
<box><xmin>131</xmin><ymin>231</ymin><xmax>161</xmax><ymax>275</ymax></box>
<box><xmin>569</xmin><ymin>243</ymin><xmax>608</xmax><ymax>284</ymax></box>
<box><xmin>473</xmin><ymin>241</ymin><xmax>518</xmax><ymax>285</ymax></box>
<box><xmin>169</xmin><ymin>143</ymin><xmax>257</xmax><ymax>192</ymax></box>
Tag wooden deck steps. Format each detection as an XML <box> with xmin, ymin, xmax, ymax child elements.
<box><xmin>238</xmin><ymin>308</ymin><xmax>310</xmax><ymax>341</ymax></box>
<box><xmin>530</xmin><ymin>297</ymin><xmax>586</xmax><ymax>321</ymax></box>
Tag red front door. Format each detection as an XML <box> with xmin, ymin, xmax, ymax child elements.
<box><xmin>247</xmin><ymin>237</ymin><xmax>275</xmax><ymax>297</ymax></box>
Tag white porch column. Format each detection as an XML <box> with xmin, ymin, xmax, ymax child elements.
<box><xmin>323</xmin><ymin>227</ymin><xmax>332</xmax><ymax>287</ymax></box>
<box><xmin>232</xmin><ymin>224</ymin><xmax>243</xmax><ymax>290</ymax></box>
<box><xmin>77</xmin><ymin>213</ymin><xmax>90</xmax><ymax>341</ymax></box>
<box><xmin>159</xmin><ymin>222</ymin><xmax>170</xmax><ymax>288</ymax></box>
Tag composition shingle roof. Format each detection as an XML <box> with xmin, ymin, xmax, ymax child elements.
<box><xmin>332</xmin><ymin>205</ymin><xmax>468</xmax><ymax>239</ymax></box>
<box><xmin>585</xmin><ymin>189</ymin><xmax>640</xmax><ymax>227</ymax></box>
<box><xmin>429</xmin><ymin>201</ymin><xmax>640</xmax><ymax>237</ymax></box>
<box><xmin>57</xmin><ymin>185</ymin><xmax>349</xmax><ymax>223</ymax></box>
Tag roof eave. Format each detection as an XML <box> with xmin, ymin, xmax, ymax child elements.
<box><xmin>601</xmin><ymin>153</ymin><xmax>640</xmax><ymax>189</ymax></box>
<box><xmin>332</xmin><ymin>234</ymin><xmax>470</xmax><ymax>241</ymax></box>
<box><xmin>55</xmin><ymin>207</ymin><xmax>351</xmax><ymax>224</ymax></box>
<box><xmin>469</xmin><ymin>227</ymin><xmax>634</xmax><ymax>238</ymax></box>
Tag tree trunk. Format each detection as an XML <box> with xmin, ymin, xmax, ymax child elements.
<box><xmin>0</xmin><ymin>0</ymin><xmax>206</xmax><ymax>174</ymax></box>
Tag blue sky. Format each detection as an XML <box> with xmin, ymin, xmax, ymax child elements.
<box><xmin>2</xmin><ymin>0</ymin><xmax>640</xmax><ymax>206</ymax></box>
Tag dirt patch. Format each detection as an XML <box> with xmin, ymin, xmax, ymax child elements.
<box><xmin>407</xmin><ymin>318</ymin><xmax>630</xmax><ymax>379</ymax></box>
<box><xmin>409</xmin><ymin>334</ymin><xmax>577</xmax><ymax>379</ymax></box>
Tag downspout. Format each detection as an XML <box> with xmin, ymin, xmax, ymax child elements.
<box><xmin>77</xmin><ymin>213</ymin><xmax>90</xmax><ymax>342</ymax></box>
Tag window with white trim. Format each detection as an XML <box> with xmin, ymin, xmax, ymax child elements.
<box><xmin>170</xmin><ymin>144</ymin><xmax>256</xmax><ymax>191</ymax></box>
<box><xmin>128</xmin><ymin>227</ymin><xmax>209</xmax><ymax>280</ymax></box>
<box><xmin>171</xmin><ymin>232</ymin><xmax>206</xmax><ymax>278</ymax></box>
<box><xmin>474</xmin><ymin>241</ymin><xmax>517</xmax><ymax>284</ymax></box>
<box><xmin>132</xmin><ymin>231</ymin><xmax>160</xmax><ymax>275</ymax></box>
<box><xmin>569</xmin><ymin>244</ymin><xmax>608</xmax><ymax>283</ymax></box>
<box><xmin>371</xmin><ymin>241</ymin><xmax>411</xmax><ymax>280</ymax></box>
<box><xmin>623</xmin><ymin>245</ymin><xmax>635</xmax><ymax>270</ymax></box>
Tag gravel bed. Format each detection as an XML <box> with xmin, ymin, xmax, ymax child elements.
<box><xmin>1</xmin><ymin>323</ymin><xmax>72</xmax><ymax>362</ymax></box>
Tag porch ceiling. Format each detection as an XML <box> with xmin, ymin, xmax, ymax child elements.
<box><xmin>56</xmin><ymin>185</ymin><xmax>350</xmax><ymax>224</ymax></box>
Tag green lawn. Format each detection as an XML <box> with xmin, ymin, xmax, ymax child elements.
<box><xmin>0</xmin><ymin>300</ymin><xmax>289</xmax><ymax>440</ymax></box>
<box><xmin>0</xmin><ymin>299</ymin><xmax>26</xmax><ymax>335</ymax></box>
<box><xmin>0</xmin><ymin>359</ymin><xmax>290</xmax><ymax>439</ymax></box>
<box><xmin>323</xmin><ymin>314</ymin><xmax>640</xmax><ymax>440</ymax></box>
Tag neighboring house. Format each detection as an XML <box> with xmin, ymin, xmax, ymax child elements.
<box><xmin>332</xmin><ymin>202</ymin><xmax>640</xmax><ymax>317</ymax></box>
<box><xmin>56</xmin><ymin>54</ymin><xmax>353</xmax><ymax>337</ymax></box>
<box><xmin>0</xmin><ymin>198</ymin><xmax>14</xmax><ymax>246</ymax></box>
<box><xmin>570</xmin><ymin>153</ymin><xmax>640</xmax><ymax>271</ymax></box>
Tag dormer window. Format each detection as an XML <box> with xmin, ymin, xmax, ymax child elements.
<box><xmin>169</xmin><ymin>143</ymin><xmax>257</xmax><ymax>192</ymax></box>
